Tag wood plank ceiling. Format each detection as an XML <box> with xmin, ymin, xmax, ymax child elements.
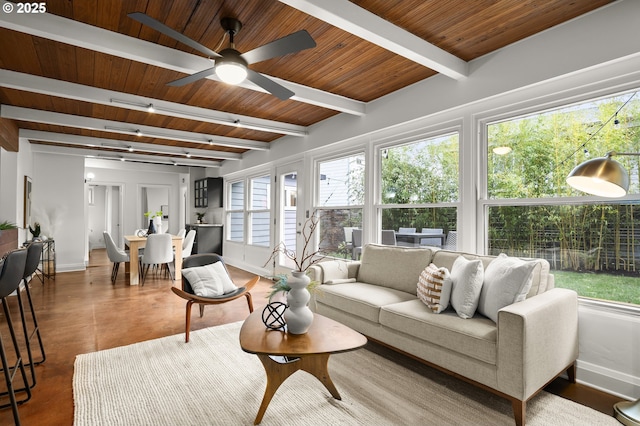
<box><xmin>0</xmin><ymin>0</ymin><xmax>614</xmax><ymax>167</ymax></box>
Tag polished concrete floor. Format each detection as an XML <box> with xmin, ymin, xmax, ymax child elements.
<box><xmin>0</xmin><ymin>249</ymin><xmax>622</xmax><ymax>425</ymax></box>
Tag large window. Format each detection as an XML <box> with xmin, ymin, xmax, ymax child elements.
<box><xmin>316</xmin><ymin>154</ymin><xmax>365</xmax><ymax>258</ymax></box>
<box><xmin>249</xmin><ymin>175</ymin><xmax>271</xmax><ymax>247</ymax></box>
<box><xmin>379</xmin><ymin>132</ymin><xmax>459</xmax><ymax>249</ymax></box>
<box><xmin>227</xmin><ymin>181</ymin><xmax>244</xmax><ymax>242</ymax></box>
<box><xmin>486</xmin><ymin>90</ymin><xmax>640</xmax><ymax>305</ymax></box>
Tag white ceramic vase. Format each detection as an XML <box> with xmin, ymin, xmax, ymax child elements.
<box><xmin>284</xmin><ymin>271</ymin><xmax>314</xmax><ymax>334</ymax></box>
<box><xmin>153</xmin><ymin>216</ymin><xmax>163</xmax><ymax>234</ymax></box>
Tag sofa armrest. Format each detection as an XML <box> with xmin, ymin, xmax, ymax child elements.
<box><xmin>496</xmin><ymin>288</ymin><xmax>578</xmax><ymax>400</ymax></box>
<box><xmin>308</xmin><ymin>260</ymin><xmax>361</xmax><ymax>284</ymax></box>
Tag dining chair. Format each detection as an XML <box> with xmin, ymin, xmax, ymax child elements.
<box><xmin>381</xmin><ymin>230</ymin><xmax>397</xmax><ymax>246</ymax></box>
<box><xmin>182</xmin><ymin>229</ymin><xmax>196</xmax><ymax>258</ymax></box>
<box><xmin>104</xmin><ymin>231</ymin><xmax>130</xmax><ymax>284</ymax></box>
<box><xmin>0</xmin><ymin>249</ymin><xmax>31</xmax><ymax>424</ymax></box>
<box><xmin>396</xmin><ymin>227</ymin><xmax>416</xmax><ymax>246</ymax></box>
<box><xmin>177</xmin><ymin>228</ymin><xmax>187</xmax><ymax>239</ymax></box>
<box><xmin>398</xmin><ymin>227</ymin><xmax>416</xmax><ymax>233</ymax></box>
<box><xmin>343</xmin><ymin>226</ymin><xmax>357</xmax><ymax>253</ymax></box>
<box><xmin>443</xmin><ymin>231</ymin><xmax>458</xmax><ymax>250</ymax></box>
<box><xmin>352</xmin><ymin>229</ymin><xmax>363</xmax><ymax>260</ymax></box>
<box><xmin>171</xmin><ymin>253</ymin><xmax>259</xmax><ymax>342</ymax></box>
<box><xmin>140</xmin><ymin>233</ymin><xmax>174</xmax><ymax>285</ymax></box>
<box><xmin>420</xmin><ymin>228</ymin><xmax>444</xmax><ymax>247</ymax></box>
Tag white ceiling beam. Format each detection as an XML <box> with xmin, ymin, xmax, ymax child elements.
<box><xmin>0</xmin><ymin>11</ymin><xmax>366</xmax><ymax>115</ymax></box>
<box><xmin>19</xmin><ymin>130</ymin><xmax>241</xmax><ymax>161</ymax></box>
<box><xmin>0</xmin><ymin>70</ymin><xmax>308</xmax><ymax>137</ymax></box>
<box><xmin>30</xmin><ymin>143</ymin><xmax>220</xmax><ymax>168</ymax></box>
<box><xmin>279</xmin><ymin>0</ymin><xmax>469</xmax><ymax>80</ymax></box>
<box><xmin>1</xmin><ymin>105</ymin><xmax>270</xmax><ymax>151</ymax></box>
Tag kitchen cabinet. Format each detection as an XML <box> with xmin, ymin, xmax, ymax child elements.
<box><xmin>186</xmin><ymin>224</ymin><xmax>223</xmax><ymax>255</ymax></box>
<box><xmin>194</xmin><ymin>178</ymin><xmax>223</xmax><ymax>208</ymax></box>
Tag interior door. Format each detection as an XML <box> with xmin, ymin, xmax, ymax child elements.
<box><xmin>275</xmin><ymin>161</ymin><xmax>304</xmax><ymax>274</ymax></box>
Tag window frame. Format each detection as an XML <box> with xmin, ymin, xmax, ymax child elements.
<box><xmin>479</xmin><ymin>88</ymin><xmax>640</xmax><ymax>309</ymax></box>
<box><xmin>374</xmin><ymin>129</ymin><xmax>462</xmax><ymax>245</ymax></box>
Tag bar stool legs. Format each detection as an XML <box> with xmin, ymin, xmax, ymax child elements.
<box><xmin>16</xmin><ymin>241</ymin><xmax>47</xmax><ymax>389</ymax></box>
<box><xmin>0</xmin><ymin>248</ymin><xmax>30</xmax><ymax>425</ymax></box>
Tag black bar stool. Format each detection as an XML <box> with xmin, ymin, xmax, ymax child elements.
<box><xmin>17</xmin><ymin>241</ymin><xmax>46</xmax><ymax>389</ymax></box>
<box><xmin>0</xmin><ymin>248</ymin><xmax>31</xmax><ymax>425</ymax></box>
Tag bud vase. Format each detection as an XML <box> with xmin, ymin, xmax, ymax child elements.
<box><xmin>284</xmin><ymin>271</ymin><xmax>314</xmax><ymax>334</ymax></box>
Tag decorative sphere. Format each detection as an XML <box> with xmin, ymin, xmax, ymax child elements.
<box><xmin>261</xmin><ymin>302</ymin><xmax>287</xmax><ymax>330</ymax></box>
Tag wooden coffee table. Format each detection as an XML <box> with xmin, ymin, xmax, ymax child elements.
<box><xmin>239</xmin><ymin>310</ymin><xmax>367</xmax><ymax>425</ymax></box>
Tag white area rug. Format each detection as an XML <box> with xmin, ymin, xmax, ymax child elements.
<box><xmin>73</xmin><ymin>322</ymin><xmax>618</xmax><ymax>425</ymax></box>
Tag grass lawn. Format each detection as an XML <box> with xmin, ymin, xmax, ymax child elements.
<box><xmin>553</xmin><ymin>270</ymin><xmax>640</xmax><ymax>306</ymax></box>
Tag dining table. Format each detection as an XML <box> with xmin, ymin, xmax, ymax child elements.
<box><xmin>124</xmin><ymin>234</ymin><xmax>183</xmax><ymax>285</ymax></box>
<box><xmin>394</xmin><ymin>231</ymin><xmax>446</xmax><ymax>247</ymax></box>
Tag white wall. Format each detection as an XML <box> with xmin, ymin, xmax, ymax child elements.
<box><xmin>32</xmin><ymin>152</ymin><xmax>86</xmax><ymax>271</ymax></box>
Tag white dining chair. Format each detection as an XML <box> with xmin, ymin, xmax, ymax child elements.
<box><xmin>182</xmin><ymin>229</ymin><xmax>196</xmax><ymax>258</ymax></box>
<box><xmin>140</xmin><ymin>233</ymin><xmax>174</xmax><ymax>285</ymax></box>
<box><xmin>103</xmin><ymin>231</ymin><xmax>129</xmax><ymax>284</ymax></box>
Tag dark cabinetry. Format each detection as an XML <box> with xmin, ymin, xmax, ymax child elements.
<box><xmin>186</xmin><ymin>225</ymin><xmax>223</xmax><ymax>255</ymax></box>
<box><xmin>194</xmin><ymin>178</ymin><xmax>223</xmax><ymax>208</ymax></box>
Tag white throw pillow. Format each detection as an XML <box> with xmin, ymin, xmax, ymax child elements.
<box><xmin>449</xmin><ymin>256</ymin><xmax>484</xmax><ymax>319</ymax></box>
<box><xmin>478</xmin><ymin>253</ymin><xmax>537</xmax><ymax>323</ymax></box>
<box><xmin>182</xmin><ymin>262</ymin><xmax>237</xmax><ymax>297</ymax></box>
<box><xmin>417</xmin><ymin>263</ymin><xmax>452</xmax><ymax>314</ymax></box>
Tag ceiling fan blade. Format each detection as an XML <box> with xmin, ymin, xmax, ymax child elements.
<box><xmin>241</xmin><ymin>30</ymin><xmax>316</xmax><ymax>65</ymax></box>
<box><xmin>167</xmin><ymin>66</ymin><xmax>216</xmax><ymax>87</ymax></box>
<box><xmin>246</xmin><ymin>69</ymin><xmax>294</xmax><ymax>100</ymax></box>
<box><xmin>129</xmin><ymin>12</ymin><xmax>221</xmax><ymax>59</ymax></box>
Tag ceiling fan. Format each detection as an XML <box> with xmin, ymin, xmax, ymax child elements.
<box><xmin>129</xmin><ymin>12</ymin><xmax>316</xmax><ymax>100</ymax></box>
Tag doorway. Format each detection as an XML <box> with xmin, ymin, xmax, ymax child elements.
<box><xmin>87</xmin><ymin>183</ymin><xmax>124</xmax><ymax>253</ymax></box>
<box><xmin>275</xmin><ymin>161</ymin><xmax>304</xmax><ymax>273</ymax></box>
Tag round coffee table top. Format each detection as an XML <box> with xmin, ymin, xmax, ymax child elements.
<box><xmin>239</xmin><ymin>310</ymin><xmax>367</xmax><ymax>356</ymax></box>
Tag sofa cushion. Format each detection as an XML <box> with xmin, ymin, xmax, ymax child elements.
<box><xmin>315</xmin><ymin>282</ymin><xmax>416</xmax><ymax>323</ymax></box>
<box><xmin>357</xmin><ymin>244</ymin><xmax>434</xmax><ymax>295</ymax></box>
<box><xmin>450</xmin><ymin>256</ymin><xmax>484</xmax><ymax>319</ymax></box>
<box><xmin>380</xmin><ymin>299</ymin><xmax>497</xmax><ymax>364</ymax></box>
<box><xmin>477</xmin><ymin>254</ymin><xmax>536</xmax><ymax>322</ymax></box>
<box><xmin>417</xmin><ymin>263</ymin><xmax>452</xmax><ymax>313</ymax></box>
<box><xmin>432</xmin><ymin>250</ymin><xmax>552</xmax><ymax>299</ymax></box>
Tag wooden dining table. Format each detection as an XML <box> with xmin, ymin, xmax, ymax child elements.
<box><xmin>124</xmin><ymin>234</ymin><xmax>183</xmax><ymax>285</ymax></box>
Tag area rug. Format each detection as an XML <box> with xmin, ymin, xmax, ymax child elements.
<box><xmin>73</xmin><ymin>322</ymin><xmax>618</xmax><ymax>426</ymax></box>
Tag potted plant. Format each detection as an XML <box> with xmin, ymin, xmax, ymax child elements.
<box><xmin>196</xmin><ymin>211</ymin><xmax>206</xmax><ymax>224</ymax></box>
<box><xmin>29</xmin><ymin>222</ymin><xmax>41</xmax><ymax>240</ymax></box>
<box><xmin>263</xmin><ymin>211</ymin><xmax>324</xmax><ymax>334</ymax></box>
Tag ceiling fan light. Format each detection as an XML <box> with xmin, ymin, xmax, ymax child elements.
<box><xmin>216</xmin><ymin>62</ymin><xmax>247</xmax><ymax>85</ymax></box>
<box><xmin>215</xmin><ymin>48</ymin><xmax>248</xmax><ymax>85</ymax></box>
<box><xmin>566</xmin><ymin>156</ymin><xmax>629</xmax><ymax>198</ymax></box>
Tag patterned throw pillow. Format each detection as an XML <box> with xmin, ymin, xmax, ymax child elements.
<box><xmin>417</xmin><ymin>263</ymin><xmax>453</xmax><ymax>314</ymax></box>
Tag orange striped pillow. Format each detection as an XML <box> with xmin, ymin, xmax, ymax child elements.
<box><xmin>417</xmin><ymin>263</ymin><xmax>453</xmax><ymax>313</ymax></box>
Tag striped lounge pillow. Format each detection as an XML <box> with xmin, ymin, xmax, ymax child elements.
<box><xmin>417</xmin><ymin>263</ymin><xmax>453</xmax><ymax>314</ymax></box>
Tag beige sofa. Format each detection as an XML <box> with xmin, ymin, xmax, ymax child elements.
<box><xmin>309</xmin><ymin>244</ymin><xmax>578</xmax><ymax>426</ymax></box>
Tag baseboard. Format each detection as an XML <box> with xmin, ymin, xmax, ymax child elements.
<box><xmin>577</xmin><ymin>359</ymin><xmax>639</xmax><ymax>400</ymax></box>
<box><xmin>224</xmin><ymin>258</ymin><xmax>270</xmax><ymax>278</ymax></box>
<box><xmin>56</xmin><ymin>263</ymin><xmax>87</xmax><ymax>273</ymax></box>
